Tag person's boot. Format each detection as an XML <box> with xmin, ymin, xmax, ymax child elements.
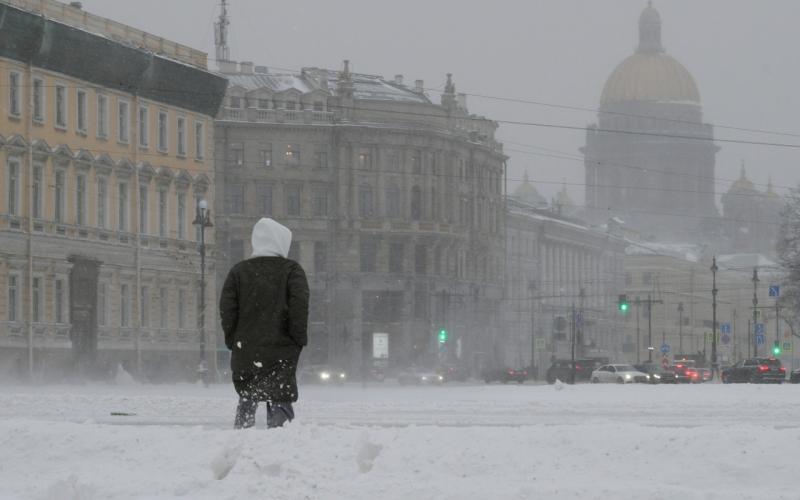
<box><xmin>266</xmin><ymin>402</ymin><xmax>294</xmax><ymax>428</ymax></box>
<box><xmin>234</xmin><ymin>398</ymin><xmax>257</xmax><ymax>429</ymax></box>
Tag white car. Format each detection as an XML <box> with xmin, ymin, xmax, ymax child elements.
<box><xmin>591</xmin><ymin>364</ymin><xmax>649</xmax><ymax>384</ymax></box>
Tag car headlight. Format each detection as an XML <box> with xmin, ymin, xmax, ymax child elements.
<box><xmin>438</xmin><ymin>375</ymin><xmax>444</xmax><ymax>381</ymax></box>
<box><xmin>653</xmin><ymin>374</ymin><xmax>661</xmax><ymax>379</ymax></box>
<box><xmin>625</xmin><ymin>374</ymin><xmax>632</xmax><ymax>379</ymax></box>
<box><xmin>320</xmin><ymin>372</ymin><xmax>331</xmax><ymax>380</ymax></box>
<box><xmin>421</xmin><ymin>376</ymin><xmax>428</xmax><ymax>381</ymax></box>
<box><xmin>339</xmin><ymin>373</ymin><xmax>346</xmax><ymax>379</ymax></box>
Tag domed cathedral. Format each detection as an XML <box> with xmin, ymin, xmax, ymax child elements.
<box><xmin>583</xmin><ymin>2</ymin><xmax>719</xmax><ymax>241</ymax></box>
<box><xmin>720</xmin><ymin>164</ymin><xmax>782</xmax><ymax>255</ymax></box>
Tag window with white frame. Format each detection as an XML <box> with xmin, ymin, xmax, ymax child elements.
<box><xmin>178</xmin><ymin>289</ymin><xmax>186</xmax><ymax>329</ymax></box>
<box><xmin>158</xmin><ymin>110</ymin><xmax>168</xmax><ymax>152</ymax></box>
<box><xmin>7</xmin><ymin>157</ymin><xmax>20</xmax><ymax>216</ymax></box>
<box><xmin>194</xmin><ymin>121</ymin><xmax>205</xmax><ymax>159</ymax></box>
<box><xmin>8</xmin><ymin>71</ymin><xmax>21</xmax><ymax>117</ymax></box>
<box><xmin>118</xmin><ymin>182</ymin><xmax>128</xmax><ymax>232</ymax></box>
<box><xmin>260</xmin><ymin>148</ymin><xmax>273</xmax><ymax>168</ymax></box>
<box><xmin>8</xmin><ymin>274</ymin><xmax>19</xmax><ymax>322</ymax></box>
<box><xmin>32</xmin><ymin>277</ymin><xmax>42</xmax><ymax>323</ymax></box>
<box><xmin>176</xmin><ymin>116</ymin><xmax>186</xmax><ymax>156</ymax></box>
<box><xmin>76</xmin><ymin>174</ymin><xmax>86</xmax><ymax>225</ymax></box>
<box><xmin>54</xmin><ymin>278</ymin><xmax>66</xmax><ymax>324</ymax></box>
<box><xmin>177</xmin><ymin>192</ymin><xmax>186</xmax><ymax>239</ymax></box>
<box><xmin>33</xmin><ymin>78</ymin><xmax>44</xmax><ymax>122</ymax></box>
<box><xmin>120</xmin><ymin>283</ymin><xmax>130</xmax><ymax>327</ymax></box>
<box><xmin>118</xmin><ymin>100</ymin><xmax>130</xmax><ymax>143</ymax></box>
<box><xmin>76</xmin><ymin>89</ymin><xmax>87</xmax><ymax>133</ymax></box>
<box><xmin>97</xmin><ymin>177</ymin><xmax>107</xmax><ymax>229</ymax></box>
<box><xmin>159</xmin><ymin>287</ymin><xmax>167</xmax><ymax>329</ymax></box>
<box><xmin>54</xmin><ymin>170</ymin><xmax>65</xmax><ymax>223</ymax></box>
<box><xmin>138</xmin><ymin>105</ymin><xmax>149</xmax><ymax>147</ymax></box>
<box><xmin>32</xmin><ymin>164</ymin><xmax>43</xmax><ymax>219</ymax></box>
<box><xmin>55</xmin><ymin>84</ymin><xmax>67</xmax><ymax>129</ymax></box>
<box><xmin>158</xmin><ymin>188</ymin><xmax>168</xmax><ymax>237</ymax></box>
<box><xmin>97</xmin><ymin>94</ymin><xmax>109</xmax><ymax>138</ymax></box>
<box><xmin>139</xmin><ymin>185</ymin><xmax>148</xmax><ymax>234</ymax></box>
<box><xmin>140</xmin><ymin>286</ymin><xmax>149</xmax><ymax>328</ymax></box>
<box><xmin>98</xmin><ymin>283</ymin><xmax>107</xmax><ymax>326</ymax></box>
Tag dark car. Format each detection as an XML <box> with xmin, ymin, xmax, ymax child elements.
<box><xmin>790</xmin><ymin>368</ymin><xmax>800</xmax><ymax>384</ymax></box>
<box><xmin>671</xmin><ymin>364</ymin><xmax>700</xmax><ymax>384</ymax></box>
<box><xmin>695</xmin><ymin>367</ymin><xmax>713</xmax><ymax>383</ymax></box>
<box><xmin>439</xmin><ymin>364</ymin><xmax>469</xmax><ymax>382</ymax></box>
<box><xmin>298</xmin><ymin>364</ymin><xmax>347</xmax><ymax>385</ymax></box>
<box><xmin>634</xmin><ymin>363</ymin><xmax>677</xmax><ymax>384</ymax></box>
<box><xmin>545</xmin><ymin>359</ymin><xmax>597</xmax><ymax>384</ymax></box>
<box><xmin>483</xmin><ymin>367</ymin><xmax>527</xmax><ymax>384</ymax></box>
<box><xmin>397</xmin><ymin>367</ymin><xmax>443</xmax><ymax>385</ymax></box>
<box><xmin>721</xmin><ymin>358</ymin><xmax>785</xmax><ymax>384</ymax></box>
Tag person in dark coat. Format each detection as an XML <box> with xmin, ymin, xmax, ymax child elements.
<box><xmin>219</xmin><ymin>218</ymin><xmax>309</xmax><ymax>429</ymax></box>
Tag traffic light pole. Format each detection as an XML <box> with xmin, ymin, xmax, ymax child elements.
<box><xmin>752</xmin><ymin>268</ymin><xmax>759</xmax><ymax>357</ymax></box>
<box><xmin>711</xmin><ymin>257</ymin><xmax>718</xmax><ymax>380</ymax></box>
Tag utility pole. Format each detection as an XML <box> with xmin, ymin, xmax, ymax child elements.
<box><xmin>570</xmin><ymin>302</ymin><xmax>576</xmax><ymax>384</ymax></box>
<box><xmin>711</xmin><ymin>257</ymin><xmax>718</xmax><ymax>379</ymax></box>
<box><xmin>648</xmin><ymin>293</ymin><xmax>653</xmax><ymax>362</ymax></box>
<box><xmin>528</xmin><ymin>280</ymin><xmax>536</xmax><ymax>378</ymax></box>
<box><xmin>678</xmin><ymin>302</ymin><xmax>684</xmax><ymax>354</ymax></box>
<box><xmin>752</xmin><ymin>268</ymin><xmax>759</xmax><ymax>357</ymax></box>
<box><xmin>775</xmin><ymin>301</ymin><xmax>781</xmax><ymax>355</ymax></box>
<box><xmin>747</xmin><ymin>319</ymin><xmax>751</xmax><ymax>358</ymax></box>
<box><xmin>636</xmin><ymin>297</ymin><xmax>641</xmax><ymax>364</ymax></box>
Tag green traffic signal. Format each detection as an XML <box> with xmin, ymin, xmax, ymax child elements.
<box><xmin>438</xmin><ymin>329</ymin><xmax>448</xmax><ymax>343</ymax></box>
<box><xmin>620</xmin><ymin>303</ymin><xmax>629</xmax><ymax>313</ymax></box>
<box><xmin>773</xmin><ymin>341</ymin><xmax>781</xmax><ymax>356</ymax></box>
<box><xmin>618</xmin><ymin>294</ymin><xmax>629</xmax><ymax>314</ymax></box>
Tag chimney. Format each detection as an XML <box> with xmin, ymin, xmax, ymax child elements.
<box><xmin>240</xmin><ymin>61</ymin><xmax>254</xmax><ymax>74</ymax></box>
<box><xmin>394</xmin><ymin>74</ymin><xmax>404</xmax><ymax>85</ymax></box>
<box><xmin>255</xmin><ymin>65</ymin><xmax>269</xmax><ymax>74</ymax></box>
<box><xmin>69</xmin><ymin>1</ymin><xmax>83</xmax><ymax>8</ymax></box>
<box><xmin>414</xmin><ymin>80</ymin><xmax>424</xmax><ymax>93</ymax></box>
<box><xmin>217</xmin><ymin>60</ymin><xmax>238</xmax><ymax>74</ymax></box>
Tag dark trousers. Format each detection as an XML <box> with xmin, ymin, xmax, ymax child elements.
<box><xmin>234</xmin><ymin>397</ymin><xmax>294</xmax><ymax>429</ymax></box>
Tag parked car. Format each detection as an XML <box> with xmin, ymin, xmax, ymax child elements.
<box><xmin>483</xmin><ymin>367</ymin><xmax>528</xmax><ymax>384</ymax></box>
<box><xmin>545</xmin><ymin>359</ymin><xmax>597</xmax><ymax>384</ymax></box>
<box><xmin>671</xmin><ymin>363</ymin><xmax>700</xmax><ymax>384</ymax></box>
<box><xmin>298</xmin><ymin>365</ymin><xmax>347</xmax><ymax>385</ymax></box>
<box><xmin>790</xmin><ymin>368</ymin><xmax>800</xmax><ymax>384</ymax></box>
<box><xmin>439</xmin><ymin>364</ymin><xmax>469</xmax><ymax>382</ymax></box>
<box><xmin>721</xmin><ymin>358</ymin><xmax>785</xmax><ymax>384</ymax></box>
<box><xmin>397</xmin><ymin>368</ymin><xmax>444</xmax><ymax>385</ymax></box>
<box><xmin>634</xmin><ymin>363</ymin><xmax>677</xmax><ymax>384</ymax></box>
<box><xmin>695</xmin><ymin>367</ymin><xmax>713</xmax><ymax>383</ymax></box>
<box><xmin>590</xmin><ymin>364</ymin><xmax>648</xmax><ymax>384</ymax></box>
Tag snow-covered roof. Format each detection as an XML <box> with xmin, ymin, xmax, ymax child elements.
<box><xmin>716</xmin><ymin>253</ymin><xmax>780</xmax><ymax>271</ymax></box>
<box><xmin>625</xmin><ymin>242</ymin><xmax>704</xmax><ymax>262</ymax></box>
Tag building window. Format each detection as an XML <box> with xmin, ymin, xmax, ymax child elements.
<box><xmin>8</xmin><ymin>72</ymin><xmax>21</xmax><ymax>117</ymax></box>
<box><xmin>389</xmin><ymin>243</ymin><xmax>404</xmax><ymax>274</ymax></box>
<box><xmin>138</xmin><ymin>106</ymin><xmax>149</xmax><ymax>147</ymax></box>
<box><xmin>118</xmin><ymin>100</ymin><xmax>130</xmax><ymax>143</ymax></box>
<box><xmin>158</xmin><ymin>188</ymin><xmax>168</xmax><ymax>237</ymax></box>
<box><xmin>157</xmin><ymin>110</ymin><xmax>168</xmax><ymax>151</ymax></box>
<box><xmin>314</xmin><ymin>242</ymin><xmax>327</xmax><ymax>273</ymax></box>
<box><xmin>286</xmin><ymin>185</ymin><xmax>301</xmax><ymax>216</ymax></box>
<box><xmin>97</xmin><ymin>177</ymin><xmax>107</xmax><ymax>228</ymax></box>
<box><xmin>229</xmin><ymin>96</ymin><xmax>242</xmax><ymax>108</ymax></box>
<box><xmin>229</xmin><ymin>239</ymin><xmax>245</xmax><ymax>264</ymax></box>
<box><xmin>118</xmin><ymin>182</ymin><xmax>128</xmax><ymax>232</ymax></box>
<box><xmin>159</xmin><ymin>288</ymin><xmax>167</xmax><ymax>328</ymax></box>
<box><xmin>32</xmin><ymin>165</ymin><xmax>43</xmax><ymax>219</ymax></box>
<box><xmin>121</xmin><ymin>284</ymin><xmax>130</xmax><ymax>327</ymax></box>
<box><xmin>140</xmin><ymin>286</ymin><xmax>149</xmax><ymax>328</ymax></box>
<box><xmin>313</xmin><ymin>101</ymin><xmax>324</xmax><ymax>112</ymax></box>
<box><xmin>225</xmin><ymin>183</ymin><xmax>245</xmax><ymax>214</ymax></box>
<box><xmin>260</xmin><ymin>147</ymin><xmax>273</xmax><ymax>167</ymax></box>
<box><xmin>288</xmin><ymin>242</ymin><xmax>301</xmax><ymax>262</ymax></box>
<box><xmin>32</xmin><ymin>277</ymin><xmax>42</xmax><ymax>323</ymax></box>
<box><xmin>55</xmin><ymin>84</ymin><xmax>67</xmax><ymax>129</ymax></box>
<box><xmin>76</xmin><ymin>174</ymin><xmax>86</xmax><ymax>226</ymax></box>
<box><xmin>97</xmin><ymin>283</ymin><xmax>107</xmax><ymax>326</ymax></box>
<box><xmin>97</xmin><ymin>94</ymin><xmax>109</xmax><ymax>138</ymax></box>
<box><xmin>178</xmin><ymin>289</ymin><xmax>186</xmax><ymax>329</ymax></box>
<box><xmin>414</xmin><ymin>291</ymin><xmax>428</xmax><ymax>319</ymax></box>
<box><xmin>415</xmin><ymin>244</ymin><xmax>427</xmax><ymax>275</ymax></box>
<box><xmin>55</xmin><ymin>279</ymin><xmax>66</xmax><ymax>324</ymax></box>
<box><xmin>385</xmin><ymin>185</ymin><xmax>400</xmax><ymax>218</ymax></box>
<box><xmin>642</xmin><ymin>272</ymin><xmax>653</xmax><ymax>285</ymax></box>
<box><xmin>76</xmin><ymin>89</ymin><xmax>87</xmax><ymax>133</ymax></box>
<box><xmin>229</xmin><ymin>147</ymin><xmax>244</xmax><ymax>167</ymax></box>
<box><xmin>258</xmin><ymin>184</ymin><xmax>273</xmax><ymax>215</ymax></box>
<box><xmin>312</xmin><ymin>189</ymin><xmax>328</xmax><ymax>217</ymax></box>
<box><xmin>284</xmin><ymin>100</ymin><xmax>296</xmax><ymax>111</ymax></box>
<box><xmin>54</xmin><ymin>170</ymin><xmax>65</xmax><ymax>223</ymax></box>
<box><xmin>139</xmin><ymin>186</ymin><xmax>148</xmax><ymax>234</ymax></box>
<box><xmin>258</xmin><ymin>98</ymin><xmax>270</xmax><ymax>109</ymax></box>
<box><xmin>360</xmin><ymin>238</ymin><xmax>378</xmax><ymax>272</ymax></box>
<box><xmin>177</xmin><ymin>192</ymin><xmax>186</xmax><ymax>239</ymax></box>
<box><xmin>410</xmin><ymin>150</ymin><xmax>421</xmax><ymax>174</ymax></box>
<box><xmin>177</xmin><ymin>116</ymin><xmax>187</xmax><ymax>156</ymax></box>
<box><xmin>411</xmin><ymin>186</ymin><xmax>422</xmax><ymax>221</ymax></box>
<box><xmin>314</xmin><ymin>151</ymin><xmax>327</xmax><ymax>169</ymax></box>
<box><xmin>33</xmin><ymin>78</ymin><xmax>44</xmax><ymax>122</ymax></box>
<box><xmin>387</xmin><ymin>152</ymin><xmax>400</xmax><ymax>172</ymax></box>
<box><xmin>359</xmin><ymin>184</ymin><xmax>374</xmax><ymax>218</ymax></box>
<box><xmin>285</xmin><ymin>144</ymin><xmax>300</xmax><ymax>165</ymax></box>
<box><xmin>8</xmin><ymin>275</ymin><xmax>18</xmax><ymax>322</ymax></box>
<box><xmin>7</xmin><ymin>157</ymin><xmax>19</xmax><ymax>216</ymax></box>
<box><xmin>358</xmin><ymin>152</ymin><xmax>372</xmax><ymax>170</ymax></box>
<box><xmin>194</xmin><ymin>121</ymin><xmax>205</xmax><ymax>159</ymax></box>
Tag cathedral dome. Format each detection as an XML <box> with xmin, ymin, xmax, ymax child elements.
<box><xmin>600</xmin><ymin>2</ymin><xmax>701</xmax><ymax>106</ymax></box>
<box><xmin>512</xmin><ymin>171</ymin><xmax>547</xmax><ymax>207</ymax></box>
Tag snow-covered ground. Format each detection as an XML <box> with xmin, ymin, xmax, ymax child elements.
<box><xmin>1</xmin><ymin>381</ymin><xmax>798</xmax><ymax>500</ymax></box>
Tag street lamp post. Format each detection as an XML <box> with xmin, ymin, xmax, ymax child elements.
<box><xmin>193</xmin><ymin>199</ymin><xmax>213</xmax><ymax>385</ymax></box>
<box><xmin>711</xmin><ymin>257</ymin><xmax>718</xmax><ymax>379</ymax></box>
<box><xmin>678</xmin><ymin>302</ymin><xmax>684</xmax><ymax>354</ymax></box>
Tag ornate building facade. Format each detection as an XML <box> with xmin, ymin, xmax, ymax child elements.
<box><xmin>0</xmin><ymin>0</ymin><xmax>227</xmax><ymax>380</ymax></box>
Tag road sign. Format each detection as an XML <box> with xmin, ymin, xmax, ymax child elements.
<box><xmin>755</xmin><ymin>323</ymin><xmax>765</xmax><ymax>335</ymax></box>
<box><xmin>660</xmin><ymin>343</ymin><xmax>670</xmax><ymax>354</ymax></box>
<box><xmin>756</xmin><ymin>334</ymin><xmax>766</xmax><ymax>346</ymax></box>
<box><xmin>372</xmin><ymin>333</ymin><xmax>389</xmax><ymax>359</ymax></box>
<box><xmin>535</xmin><ymin>338</ymin><xmax>546</xmax><ymax>350</ymax></box>
<box><xmin>720</xmin><ymin>323</ymin><xmax>731</xmax><ymax>334</ymax></box>
<box><xmin>769</xmin><ymin>285</ymin><xmax>780</xmax><ymax>298</ymax></box>
<box><xmin>783</xmin><ymin>342</ymin><xmax>792</xmax><ymax>353</ymax></box>
<box><xmin>721</xmin><ymin>333</ymin><xmax>731</xmax><ymax>345</ymax></box>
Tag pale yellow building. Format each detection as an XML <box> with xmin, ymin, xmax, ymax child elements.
<box><xmin>0</xmin><ymin>0</ymin><xmax>227</xmax><ymax>380</ymax></box>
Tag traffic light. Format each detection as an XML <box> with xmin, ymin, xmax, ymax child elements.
<box><xmin>773</xmin><ymin>340</ymin><xmax>782</xmax><ymax>356</ymax></box>
<box><xmin>438</xmin><ymin>329</ymin><xmax>448</xmax><ymax>344</ymax></box>
<box><xmin>618</xmin><ymin>294</ymin><xmax>629</xmax><ymax>314</ymax></box>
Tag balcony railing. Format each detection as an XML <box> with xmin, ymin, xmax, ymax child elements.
<box><xmin>223</xmin><ymin>107</ymin><xmax>335</xmax><ymax>124</ymax></box>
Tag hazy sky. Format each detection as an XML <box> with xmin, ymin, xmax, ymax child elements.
<box><xmin>81</xmin><ymin>0</ymin><xmax>800</xmax><ymax>205</ymax></box>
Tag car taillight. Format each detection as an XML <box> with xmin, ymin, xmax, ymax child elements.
<box><xmin>508</xmin><ymin>370</ymin><xmax>514</xmax><ymax>375</ymax></box>
<box><xmin>779</xmin><ymin>367</ymin><xmax>786</xmax><ymax>373</ymax></box>
<box><xmin>523</xmin><ymin>371</ymin><xmax>528</xmax><ymax>376</ymax></box>
<box><xmin>758</xmin><ymin>365</ymin><xmax>769</xmax><ymax>372</ymax></box>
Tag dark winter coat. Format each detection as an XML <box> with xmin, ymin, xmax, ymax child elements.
<box><xmin>220</xmin><ymin>255</ymin><xmax>309</xmax><ymax>402</ymax></box>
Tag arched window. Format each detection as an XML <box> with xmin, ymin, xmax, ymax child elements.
<box><xmin>411</xmin><ymin>185</ymin><xmax>422</xmax><ymax>221</ymax></box>
<box><xmin>359</xmin><ymin>184</ymin><xmax>374</xmax><ymax>218</ymax></box>
<box><xmin>385</xmin><ymin>184</ymin><xmax>401</xmax><ymax>218</ymax></box>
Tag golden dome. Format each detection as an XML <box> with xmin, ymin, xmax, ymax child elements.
<box><xmin>729</xmin><ymin>163</ymin><xmax>755</xmax><ymax>192</ymax></box>
<box><xmin>600</xmin><ymin>2</ymin><xmax>701</xmax><ymax>106</ymax></box>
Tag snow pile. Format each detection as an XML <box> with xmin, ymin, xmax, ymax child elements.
<box><xmin>113</xmin><ymin>364</ymin><xmax>136</xmax><ymax>386</ymax></box>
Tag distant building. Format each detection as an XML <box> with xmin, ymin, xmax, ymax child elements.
<box><xmin>0</xmin><ymin>0</ymin><xmax>227</xmax><ymax>380</ymax></box>
<box><xmin>720</xmin><ymin>164</ymin><xmax>783</xmax><ymax>255</ymax></box>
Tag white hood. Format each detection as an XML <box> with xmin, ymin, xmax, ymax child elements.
<box><xmin>250</xmin><ymin>218</ymin><xmax>292</xmax><ymax>259</ymax></box>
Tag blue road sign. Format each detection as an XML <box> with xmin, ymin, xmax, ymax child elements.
<box><xmin>769</xmin><ymin>285</ymin><xmax>780</xmax><ymax>298</ymax></box>
<box><xmin>660</xmin><ymin>343</ymin><xmax>670</xmax><ymax>354</ymax></box>
<box><xmin>756</xmin><ymin>334</ymin><xmax>766</xmax><ymax>346</ymax></box>
<box><xmin>720</xmin><ymin>323</ymin><xmax>731</xmax><ymax>334</ymax></box>
<box><xmin>755</xmin><ymin>323</ymin><xmax>765</xmax><ymax>335</ymax></box>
